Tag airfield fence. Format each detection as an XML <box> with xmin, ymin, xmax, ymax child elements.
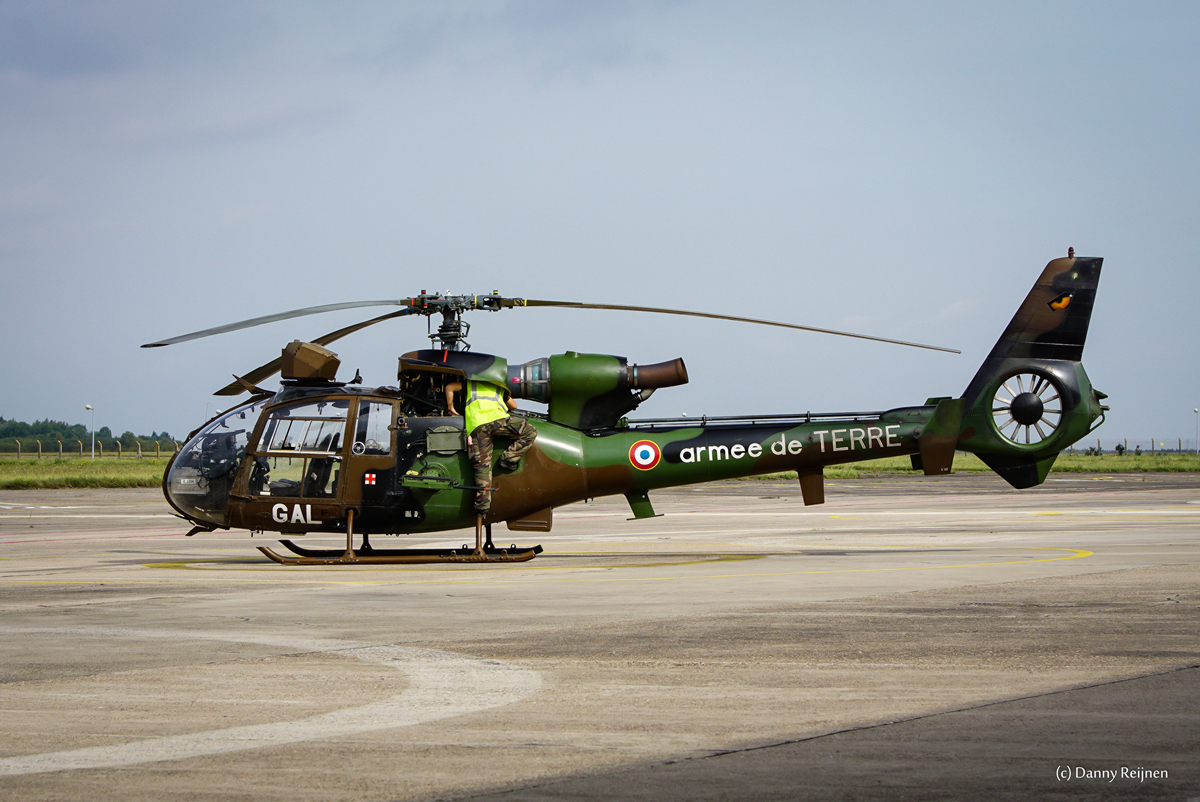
<box><xmin>1068</xmin><ymin>438</ymin><xmax>1199</xmax><ymax>455</ymax></box>
<box><xmin>0</xmin><ymin>440</ymin><xmax>180</xmax><ymax>458</ymax></box>
<box><xmin>2</xmin><ymin>439</ymin><xmax>1197</xmax><ymax>457</ymax></box>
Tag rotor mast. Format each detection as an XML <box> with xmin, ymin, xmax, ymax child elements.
<box><xmin>417</xmin><ymin>291</ymin><xmax>516</xmax><ymax>352</ymax></box>
<box><xmin>432</xmin><ymin>304</ymin><xmax>470</xmax><ymax>351</ymax></box>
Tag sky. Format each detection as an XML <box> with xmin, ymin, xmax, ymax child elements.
<box><xmin>1</xmin><ymin>1</ymin><xmax>1198</xmax><ymax>447</ymax></box>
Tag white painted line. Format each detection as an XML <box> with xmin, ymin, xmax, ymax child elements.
<box><xmin>0</xmin><ymin>631</ymin><xmax>541</xmax><ymax>776</ymax></box>
<box><xmin>0</xmin><ymin>514</ymin><xmax>172</xmax><ymax>519</ymax></box>
<box><xmin>0</xmin><ymin>505</ymin><xmax>99</xmax><ymax>510</ymax></box>
<box><xmin>562</xmin><ymin>509</ymin><xmax>1199</xmax><ymax>519</ymax></box>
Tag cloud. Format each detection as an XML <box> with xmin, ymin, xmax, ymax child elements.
<box><xmin>109</xmin><ymin>97</ymin><xmax>352</xmax><ymax>149</ymax></box>
<box><xmin>490</xmin><ymin>0</ymin><xmax>669</xmax><ymax>77</ymax></box>
<box><xmin>0</xmin><ymin>0</ymin><xmax>271</xmax><ymax>77</ymax></box>
<box><xmin>0</xmin><ymin>2</ymin><xmax>1197</xmax><ymax>443</ymax></box>
<box><xmin>336</xmin><ymin>0</ymin><xmax>672</xmax><ymax>79</ymax></box>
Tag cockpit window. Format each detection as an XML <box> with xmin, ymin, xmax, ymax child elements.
<box><xmin>353</xmin><ymin>401</ymin><xmax>393</xmax><ymax>456</ymax></box>
<box><xmin>260</xmin><ymin>400</ymin><xmax>348</xmax><ymax>454</ymax></box>
<box><xmin>249</xmin><ymin>399</ymin><xmax>350</xmax><ymax>498</ymax></box>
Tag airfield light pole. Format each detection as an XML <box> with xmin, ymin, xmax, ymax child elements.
<box><xmin>1194</xmin><ymin>408</ymin><xmax>1198</xmax><ymax>456</ymax></box>
<box><xmin>85</xmin><ymin>405</ymin><xmax>94</xmax><ymax>459</ymax></box>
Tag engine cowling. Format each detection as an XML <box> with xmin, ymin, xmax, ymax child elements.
<box><xmin>509</xmin><ymin>352</ymin><xmax>687</xmax><ymax>429</ymax></box>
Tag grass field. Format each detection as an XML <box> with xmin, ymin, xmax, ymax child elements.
<box><xmin>2</xmin><ymin>451</ymin><xmax>1198</xmax><ymax>490</ymax></box>
<box><xmin>0</xmin><ymin>457</ymin><xmax>169</xmax><ymax>489</ymax></box>
<box><xmin>806</xmin><ymin>452</ymin><xmax>1200</xmax><ymax>480</ymax></box>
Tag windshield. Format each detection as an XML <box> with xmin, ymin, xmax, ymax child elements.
<box><xmin>165</xmin><ymin>398</ymin><xmax>269</xmax><ymax>527</ymax></box>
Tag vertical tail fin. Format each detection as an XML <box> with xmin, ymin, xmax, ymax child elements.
<box><xmin>957</xmin><ymin>254</ymin><xmax>1107</xmax><ymax>488</ymax></box>
<box><xmin>964</xmin><ymin>254</ymin><xmax>1102</xmax><ymax>397</ymax></box>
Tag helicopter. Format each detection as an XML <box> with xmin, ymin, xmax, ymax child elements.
<box><xmin>145</xmin><ymin>252</ymin><xmax>1106</xmax><ymax>565</ymax></box>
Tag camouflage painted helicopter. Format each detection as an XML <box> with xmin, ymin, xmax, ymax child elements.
<box><xmin>146</xmin><ymin>252</ymin><xmax>1106</xmax><ymax>565</ymax></box>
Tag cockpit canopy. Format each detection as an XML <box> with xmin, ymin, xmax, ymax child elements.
<box><xmin>164</xmin><ymin>398</ymin><xmax>269</xmax><ymax>527</ymax></box>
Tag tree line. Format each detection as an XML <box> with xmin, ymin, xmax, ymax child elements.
<box><xmin>0</xmin><ymin>416</ymin><xmax>176</xmax><ymax>454</ymax></box>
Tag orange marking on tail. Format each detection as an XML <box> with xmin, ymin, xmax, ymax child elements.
<box><xmin>1050</xmin><ymin>296</ymin><xmax>1071</xmax><ymax>310</ymax></box>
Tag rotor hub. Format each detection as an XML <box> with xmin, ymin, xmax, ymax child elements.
<box><xmin>1010</xmin><ymin>392</ymin><xmax>1044</xmax><ymax>426</ymax></box>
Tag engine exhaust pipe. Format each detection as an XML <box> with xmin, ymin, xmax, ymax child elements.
<box><xmin>627</xmin><ymin>358</ymin><xmax>688</xmax><ymax>389</ymax></box>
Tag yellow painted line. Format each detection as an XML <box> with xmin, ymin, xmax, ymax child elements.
<box><xmin>1025</xmin><ymin>509</ymin><xmax>1200</xmax><ymax>516</ymax></box>
<box><xmin>142</xmin><ymin>553</ymin><xmax>766</xmax><ymax>571</ymax></box>
<box><xmin>350</xmin><ymin>546</ymin><xmax>1096</xmax><ymax>585</ymax></box>
<box><xmin>132</xmin><ymin>545</ymin><xmax>1092</xmax><ymax>583</ymax></box>
<box><xmin>0</xmin><ymin>546</ymin><xmax>1095</xmax><ymax>586</ymax></box>
<box><xmin>139</xmin><ymin>557</ymin><xmax>267</xmax><ymax>569</ymax></box>
<box><xmin>824</xmin><ymin>510</ymin><xmax>1197</xmax><ymax>518</ymax></box>
<box><xmin>0</xmin><ymin>554</ymin><xmax>766</xmax><ymax>583</ymax></box>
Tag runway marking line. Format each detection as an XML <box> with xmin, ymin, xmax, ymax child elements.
<box><xmin>556</xmin><ymin>508</ymin><xmax>1199</xmax><ymax>521</ymax></box>
<box><xmin>0</xmin><ymin>532</ymin><xmax>184</xmax><ymax>546</ymax></box>
<box><xmin>143</xmin><ymin>553</ymin><xmax>767</xmax><ymax>572</ymax></box>
<box><xmin>357</xmin><ymin>545</ymin><xmax>1096</xmax><ymax>585</ymax></box>
<box><xmin>820</xmin><ymin>510</ymin><xmax>1196</xmax><ymax>518</ymax></box>
<box><xmin>0</xmin><ymin>505</ymin><xmax>99</xmax><ymax>510</ymax></box>
<box><xmin>15</xmin><ymin>545</ymin><xmax>1092</xmax><ymax>586</ymax></box>
<box><xmin>0</xmin><ymin>634</ymin><xmax>541</xmax><ymax>776</ymax></box>
<box><xmin>0</xmin><ymin>514</ymin><xmax>176</xmax><ymax>520</ymax></box>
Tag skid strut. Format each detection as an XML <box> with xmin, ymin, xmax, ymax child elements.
<box><xmin>257</xmin><ymin>511</ymin><xmax>542</xmax><ymax>565</ymax></box>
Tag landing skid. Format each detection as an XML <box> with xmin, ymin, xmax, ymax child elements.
<box><xmin>256</xmin><ymin>513</ymin><xmax>543</xmax><ymax>565</ymax></box>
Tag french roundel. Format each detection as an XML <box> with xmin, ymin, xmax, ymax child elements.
<box><xmin>629</xmin><ymin>440</ymin><xmax>661</xmax><ymax>470</ymax></box>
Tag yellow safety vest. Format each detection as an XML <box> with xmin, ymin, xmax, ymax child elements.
<box><xmin>464</xmin><ymin>381</ymin><xmax>508</xmax><ymax>432</ymax></box>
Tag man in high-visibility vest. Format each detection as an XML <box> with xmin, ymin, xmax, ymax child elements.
<box><xmin>445</xmin><ymin>379</ymin><xmax>537</xmax><ymax>515</ymax></box>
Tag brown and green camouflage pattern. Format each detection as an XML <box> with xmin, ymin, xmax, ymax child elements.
<box><xmin>957</xmin><ymin>254</ymin><xmax>1106</xmax><ymax>486</ymax></box>
<box><xmin>163</xmin><ymin>254</ymin><xmax>1106</xmax><ymax>540</ymax></box>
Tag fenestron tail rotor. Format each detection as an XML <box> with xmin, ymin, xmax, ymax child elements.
<box><xmin>143</xmin><ymin>291</ymin><xmax>960</xmax><ymax>396</ymax></box>
<box><xmin>990</xmin><ymin>371</ymin><xmax>1063</xmax><ymax>446</ymax></box>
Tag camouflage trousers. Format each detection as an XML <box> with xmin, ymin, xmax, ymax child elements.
<box><xmin>468</xmin><ymin>415</ymin><xmax>537</xmax><ymax>512</ymax></box>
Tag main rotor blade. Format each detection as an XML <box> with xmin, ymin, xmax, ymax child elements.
<box><xmin>142</xmin><ymin>300</ymin><xmax>411</xmax><ymax>348</ymax></box>
<box><xmin>214</xmin><ymin>308</ymin><xmax>416</xmax><ymax>396</ymax></box>
<box><xmin>522</xmin><ymin>300</ymin><xmax>960</xmax><ymax>354</ymax></box>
